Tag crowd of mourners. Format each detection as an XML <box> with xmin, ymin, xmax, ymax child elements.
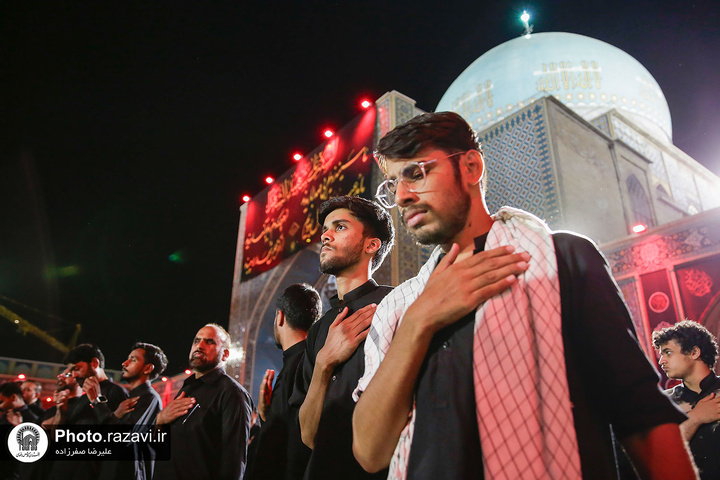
<box><xmin>3</xmin><ymin>112</ymin><xmax>718</xmax><ymax>480</ymax></box>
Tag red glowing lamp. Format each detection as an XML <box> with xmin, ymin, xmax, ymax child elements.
<box><xmin>241</xmin><ymin>194</ymin><xmax>251</xmax><ymax>203</ymax></box>
<box><xmin>46</xmin><ymin>397</ymin><xmax>53</xmax><ymax>402</ymax></box>
<box><xmin>185</xmin><ymin>369</ymin><xmax>192</xmax><ymax>375</ymax></box>
<box><xmin>360</xmin><ymin>99</ymin><xmax>372</xmax><ymax>109</ymax></box>
<box><xmin>292</xmin><ymin>153</ymin><xmax>303</xmax><ymax>161</ymax></box>
<box><xmin>632</xmin><ymin>224</ymin><xmax>647</xmax><ymax>234</ymax></box>
<box><xmin>17</xmin><ymin>373</ymin><xmax>26</xmax><ymax>380</ymax></box>
<box><xmin>323</xmin><ymin>129</ymin><xmax>334</xmax><ymax>138</ymax></box>
<box><xmin>161</xmin><ymin>377</ymin><xmax>168</xmax><ymax>382</ymax></box>
<box><xmin>265</xmin><ymin>176</ymin><xmax>274</xmax><ymax>185</ymax></box>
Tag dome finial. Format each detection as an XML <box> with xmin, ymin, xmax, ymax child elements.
<box><xmin>520</xmin><ymin>10</ymin><xmax>533</xmax><ymax>38</ymax></box>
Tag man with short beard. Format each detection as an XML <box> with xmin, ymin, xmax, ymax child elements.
<box><xmin>154</xmin><ymin>323</ymin><xmax>252</xmax><ymax>480</ymax></box>
<box><xmin>97</xmin><ymin>342</ymin><xmax>167</xmax><ymax>480</ymax></box>
<box><xmin>289</xmin><ymin>195</ymin><xmax>395</xmax><ymax>480</ymax></box>
<box><xmin>352</xmin><ymin>111</ymin><xmax>696</xmax><ymax>480</ymax></box>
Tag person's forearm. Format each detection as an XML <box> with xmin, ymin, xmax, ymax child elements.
<box><xmin>352</xmin><ymin>312</ymin><xmax>434</xmax><ymax>473</ymax></box>
<box><xmin>679</xmin><ymin>417</ymin><xmax>702</xmax><ymax>442</ymax></box>
<box><xmin>622</xmin><ymin>423</ymin><xmax>698</xmax><ymax>479</ymax></box>
<box><xmin>298</xmin><ymin>359</ymin><xmax>334</xmax><ymax>448</ymax></box>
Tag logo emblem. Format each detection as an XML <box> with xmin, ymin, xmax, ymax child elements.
<box><xmin>7</xmin><ymin>423</ymin><xmax>48</xmax><ymax>463</ymax></box>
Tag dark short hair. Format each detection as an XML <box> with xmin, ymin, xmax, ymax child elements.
<box><xmin>0</xmin><ymin>382</ymin><xmax>23</xmax><ymax>398</ymax></box>
<box><xmin>64</xmin><ymin>343</ymin><xmax>105</xmax><ymax>369</ymax></box>
<box><xmin>132</xmin><ymin>343</ymin><xmax>168</xmax><ymax>380</ymax></box>
<box><xmin>652</xmin><ymin>320</ymin><xmax>719</xmax><ymax>368</ymax></box>
<box><xmin>276</xmin><ymin>283</ymin><xmax>322</xmax><ymax>332</ymax></box>
<box><xmin>317</xmin><ymin>195</ymin><xmax>395</xmax><ymax>272</ymax></box>
<box><xmin>375</xmin><ymin>111</ymin><xmax>484</xmax><ymax>190</ymax></box>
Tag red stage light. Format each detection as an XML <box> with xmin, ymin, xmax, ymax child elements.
<box><xmin>265</xmin><ymin>176</ymin><xmax>274</xmax><ymax>184</ymax></box>
<box><xmin>161</xmin><ymin>377</ymin><xmax>168</xmax><ymax>382</ymax></box>
<box><xmin>360</xmin><ymin>99</ymin><xmax>372</xmax><ymax>109</ymax></box>
<box><xmin>17</xmin><ymin>373</ymin><xmax>26</xmax><ymax>380</ymax></box>
<box><xmin>324</xmin><ymin>129</ymin><xmax>334</xmax><ymax>138</ymax></box>
<box><xmin>46</xmin><ymin>397</ymin><xmax>53</xmax><ymax>402</ymax></box>
<box><xmin>293</xmin><ymin>153</ymin><xmax>303</xmax><ymax>161</ymax></box>
<box><xmin>185</xmin><ymin>369</ymin><xmax>192</xmax><ymax>375</ymax></box>
<box><xmin>632</xmin><ymin>224</ymin><xmax>647</xmax><ymax>234</ymax></box>
<box><xmin>241</xmin><ymin>194</ymin><xmax>251</xmax><ymax>203</ymax></box>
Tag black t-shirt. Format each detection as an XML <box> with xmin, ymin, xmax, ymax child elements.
<box><xmin>290</xmin><ymin>280</ymin><xmax>392</xmax><ymax>480</ymax></box>
<box><xmin>406</xmin><ymin>232</ymin><xmax>686</xmax><ymax>480</ymax></box>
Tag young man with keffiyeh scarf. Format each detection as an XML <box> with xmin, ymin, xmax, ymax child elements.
<box><xmin>351</xmin><ymin>111</ymin><xmax>697</xmax><ymax>480</ymax></box>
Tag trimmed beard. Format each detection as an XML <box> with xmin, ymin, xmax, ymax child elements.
<box><xmin>189</xmin><ymin>356</ymin><xmax>220</xmax><ymax>374</ymax></box>
<box><xmin>402</xmin><ymin>187</ymin><xmax>471</xmax><ymax>246</ymax></box>
<box><xmin>319</xmin><ymin>242</ymin><xmax>364</xmax><ymax>276</ymax></box>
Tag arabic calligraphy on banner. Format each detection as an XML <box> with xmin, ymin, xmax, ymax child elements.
<box><xmin>242</xmin><ymin>108</ymin><xmax>376</xmax><ymax>280</ymax></box>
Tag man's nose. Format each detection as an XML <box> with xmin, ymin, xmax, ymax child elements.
<box><xmin>321</xmin><ymin>231</ymin><xmax>332</xmax><ymax>244</ymax></box>
<box><xmin>395</xmin><ymin>180</ymin><xmax>417</xmax><ymax>207</ymax></box>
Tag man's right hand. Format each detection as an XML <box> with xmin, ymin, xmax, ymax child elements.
<box><xmin>316</xmin><ymin>303</ymin><xmax>377</xmax><ymax>371</ymax></box>
<box><xmin>258</xmin><ymin>369</ymin><xmax>275</xmax><ymax>422</ymax></box>
<box><xmin>54</xmin><ymin>389</ymin><xmax>70</xmax><ymax>411</ymax></box>
<box><xmin>156</xmin><ymin>392</ymin><xmax>196</xmax><ymax>425</ymax></box>
<box><xmin>114</xmin><ymin>397</ymin><xmax>139</xmax><ymax>419</ymax></box>
<box><xmin>690</xmin><ymin>393</ymin><xmax>720</xmax><ymax>424</ymax></box>
<box><xmin>405</xmin><ymin>244</ymin><xmax>531</xmax><ymax>335</ymax></box>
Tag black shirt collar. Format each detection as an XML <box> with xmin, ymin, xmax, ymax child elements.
<box><xmin>699</xmin><ymin>372</ymin><xmax>720</xmax><ymax>393</ymax></box>
<box><xmin>183</xmin><ymin>366</ymin><xmax>226</xmax><ymax>388</ymax></box>
<box><xmin>473</xmin><ymin>233</ymin><xmax>490</xmax><ymax>253</ymax></box>
<box><xmin>329</xmin><ymin>279</ymin><xmax>379</xmax><ymax>308</ymax></box>
<box><xmin>128</xmin><ymin>381</ymin><xmax>153</xmax><ymax>397</ymax></box>
<box><xmin>283</xmin><ymin>339</ymin><xmax>306</xmax><ymax>360</ymax></box>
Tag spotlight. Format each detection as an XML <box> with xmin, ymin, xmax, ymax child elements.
<box><xmin>161</xmin><ymin>377</ymin><xmax>168</xmax><ymax>382</ymax></box>
<box><xmin>293</xmin><ymin>153</ymin><xmax>303</xmax><ymax>161</ymax></box>
<box><xmin>632</xmin><ymin>224</ymin><xmax>647</xmax><ymax>234</ymax></box>
<box><xmin>265</xmin><ymin>176</ymin><xmax>274</xmax><ymax>185</ymax></box>
<box><xmin>360</xmin><ymin>99</ymin><xmax>372</xmax><ymax>109</ymax></box>
<box><xmin>185</xmin><ymin>369</ymin><xmax>192</xmax><ymax>375</ymax></box>
<box><xmin>241</xmin><ymin>194</ymin><xmax>251</xmax><ymax>203</ymax></box>
<box><xmin>17</xmin><ymin>374</ymin><xmax>26</xmax><ymax>380</ymax></box>
<box><xmin>323</xmin><ymin>129</ymin><xmax>334</xmax><ymax>138</ymax></box>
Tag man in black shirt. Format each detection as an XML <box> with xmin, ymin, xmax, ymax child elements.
<box><xmin>49</xmin><ymin>344</ymin><xmax>128</xmax><ymax>480</ymax></box>
<box><xmin>21</xmin><ymin>381</ymin><xmax>45</xmax><ymax>420</ymax></box>
<box><xmin>0</xmin><ymin>382</ymin><xmax>39</xmax><ymax>425</ymax></box>
<box><xmin>155</xmin><ymin>323</ymin><xmax>252</xmax><ymax>480</ymax></box>
<box><xmin>97</xmin><ymin>342</ymin><xmax>168</xmax><ymax>480</ymax></box>
<box><xmin>246</xmin><ymin>283</ymin><xmax>322</xmax><ymax>480</ymax></box>
<box><xmin>654</xmin><ymin>320</ymin><xmax>720</xmax><ymax>479</ymax></box>
<box><xmin>290</xmin><ymin>196</ymin><xmax>394</xmax><ymax>480</ymax></box>
<box><xmin>353</xmin><ymin>111</ymin><xmax>696</xmax><ymax>479</ymax></box>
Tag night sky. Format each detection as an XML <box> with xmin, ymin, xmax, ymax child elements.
<box><xmin>2</xmin><ymin>1</ymin><xmax>719</xmax><ymax>376</ymax></box>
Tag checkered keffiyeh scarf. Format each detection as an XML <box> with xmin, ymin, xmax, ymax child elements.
<box><xmin>355</xmin><ymin>207</ymin><xmax>582</xmax><ymax>480</ymax></box>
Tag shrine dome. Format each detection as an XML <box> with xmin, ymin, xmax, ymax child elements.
<box><xmin>436</xmin><ymin>32</ymin><xmax>672</xmax><ymax>143</ymax></box>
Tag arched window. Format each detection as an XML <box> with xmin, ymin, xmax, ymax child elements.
<box><xmin>627</xmin><ymin>175</ymin><xmax>654</xmax><ymax>228</ymax></box>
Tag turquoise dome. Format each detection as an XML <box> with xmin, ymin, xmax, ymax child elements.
<box><xmin>437</xmin><ymin>32</ymin><xmax>672</xmax><ymax>143</ymax></box>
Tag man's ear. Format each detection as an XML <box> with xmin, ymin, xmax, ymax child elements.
<box><xmin>463</xmin><ymin>150</ymin><xmax>485</xmax><ymax>186</ymax></box>
<box><xmin>143</xmin><ymin>363</ymin><xmax>155</xmax><ymax>376</ymax></box>
<box><xmin>276</xmin><ymin>310</ymin><xmax>285</xmax><ymax>328</ymax></box>
<box><xmin>90</xmin><ymin>357</ymin><xmax>101</xmax><ymax>370</ymax></box>
<box><xmin>691</xmin><ymin>346</ymin><xmax>702</xmax><ymax>361</ymax></box>
<box><xmin>365</xmin><ymin>237</ymin><xmax>381</xmax><ymax>255</ymax></box>
<box><xmin>221</xmin><ymin>348</ymin><xmax>230</xmax><ymax>362</ymax></box>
